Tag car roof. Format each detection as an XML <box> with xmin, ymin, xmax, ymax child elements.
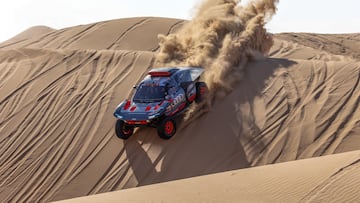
<box><xmin>148</xmin><ymin>66</ymin><xmax>202</xmax><ymax>75</ymax></box>
<box><xmin>139</xmin><ymin>66</ymin><xmax>203</xmax><ymax>86</ymax></box>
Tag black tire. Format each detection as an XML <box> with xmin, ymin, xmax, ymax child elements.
<box><xmin>115</xmin><ymin>120</ymin><xmax>134</xmax><ymax>140</ymax></box>
<box><xmin>157</xmin><ymin>118</ymin><xmax>176</xmax><ymax>139</ymax></box>
<box><xmin>195</xmin><ymin>82</ymin><xmax>208</xmax><ymax>103</ymax></box>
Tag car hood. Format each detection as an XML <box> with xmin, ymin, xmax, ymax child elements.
<box><xmin>114</xmin><ymin>100</ymin><xmax>168</xmax><ymax>121</ymax></box>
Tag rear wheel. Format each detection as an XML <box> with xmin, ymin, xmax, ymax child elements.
<box><xmin>157</xmin><ymin>118</ymin><xmax>176</xmax><ymax>139</ymax></box>
<box><xmin>115</xmin><ymin>120</ymin><xmax>134</xmax><ymax>140</ymax></box>
<box><xmin>195</xmin><ymin>82</ymin><xmax>208</xmax><ymax>103</ymax></box>
<box><xmin>181</xmin><ymin>82</ymin><xmax>195</xmax><ymax>104</ymax></box>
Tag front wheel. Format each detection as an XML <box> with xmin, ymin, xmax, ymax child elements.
<box><xmin>157</xmin><ymin>118</ymin><xmax>176</xmax><ymax>139</ymax></box>
<box><xmin>115</xmin><ymin>120</ymin><xmax>134</xmax><ymax>139</ymax></box>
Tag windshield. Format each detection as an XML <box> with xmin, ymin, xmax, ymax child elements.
<box><xmin>133</xmin><ymin>85</ymin><xmax>166</xmax><ymax>103</ymax></box>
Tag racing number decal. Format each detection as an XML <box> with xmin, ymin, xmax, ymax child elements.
<box><xmin>167</xmin><ymin>94</ymin><xmax>186</xmax><ymax>112</ymax></box>
<box><xmin>173</xmin><ymin>94</ymin><xmax>185</xmax><ymax>106</ymax></box>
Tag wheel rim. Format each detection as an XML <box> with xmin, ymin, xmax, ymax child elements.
<box><xmin>122</xmin><ymin>125</ymin><xmax>132</xmax><ymax>135</ymax></box>
<box><xmin>164</xmin><ymin>121</ymin><xmax>174</xmax><ymax>135</ymax></box>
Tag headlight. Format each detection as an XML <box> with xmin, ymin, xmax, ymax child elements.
<box><xmin>114</xmin><ymin>113</ymin><xmax>123</xmax><ymax>119</ymax></box>
<box><xmin>148</xmin><ymin>114</ymin><xmax>159</xmax><ymax>120</ymax></box>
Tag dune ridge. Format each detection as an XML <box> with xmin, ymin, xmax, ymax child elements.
<box><xmin>0</xmin><ymin>26</ymin><xmax>55</xmax><ymax>46</ymax></box>
<box><xmin>275</xmin><ymin>33</ymin><xmax>360</xmax><ymax>60</ymax></box>
<box><xmin>0</xmin><ymin>17</ymin><xmax>185</xmax><ymax>51</ymax></box>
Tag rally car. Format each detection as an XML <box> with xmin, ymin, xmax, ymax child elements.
<box><xmin>113</xmin><ymin>67</ymin><xmax>207</xmax><ymax>140</ymax></box>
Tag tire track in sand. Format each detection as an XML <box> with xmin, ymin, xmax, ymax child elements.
<box><xmin>0</xmin><ymin>48</ymin><xmax>154</xmax><ymax>202</ymax></box>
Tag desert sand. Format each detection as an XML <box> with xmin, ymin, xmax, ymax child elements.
<box><xmin>0</xmin><ymin>0</ymin><xmax>360</xmax><ymax>202</ymax></box>
<box><xmin>57</xmin><ymin>150</ymin><xmax>360</xmax><ymax>203</ymax></box>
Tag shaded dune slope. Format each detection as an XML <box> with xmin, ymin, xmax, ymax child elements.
<box><xmin>0</xmin><ymin>17</ymin><xmax>360</xmax><ymax>201</ymax></box>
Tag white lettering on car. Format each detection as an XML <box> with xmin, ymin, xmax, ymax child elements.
<box><xmin>167</xmin><ymin>94</ymin><xmax>186</xmax><ymax>112</ymax></box>
<box><xmin>173</xmin><ymin>94</ymin><xmax>185</xmax><ymax>106</ymax></box>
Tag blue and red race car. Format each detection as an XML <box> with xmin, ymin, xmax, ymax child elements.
<box><xmin>113</xmin><ymin>67</ymin><xmax>207</xmax><ymax>139</ymax></box>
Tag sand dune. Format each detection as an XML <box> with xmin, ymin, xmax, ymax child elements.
<box><xmin>0</xmin><ymin>26</ymin><xmax>55</xmax><ymax>46</ymax></box>
<box><xmin>275</xmin><ymin>33</ymin><xmax>360</xmax><ymax>60</ymax></box>
<box><xmin>0</xmin><ymin>17</ymin><xmax>185</xmax><ymax>51</ymax></box>
<box><xmin>0</xmin><ymin>12</ymin><xmax>360</xmax><ymax>203</ymax></box>
<box><xmin>0</xmin><ymin>48</ymin><xmax>154</xmax><ymax>201</ymax></box>
<box><xmin>57</xmin><ymin>150</ymin><xmax>360</xmax><ymax>203</ymax></box>
<box><xmin>270</xmin><ymin>38</ymin><xmax>354</xmax><ymax>61</ymax></box>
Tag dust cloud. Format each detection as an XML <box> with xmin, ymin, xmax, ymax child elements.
<box><xmin>155</xmin><ymin>0</ymin><xmax>279</xmax><ymax>119</ymax></box>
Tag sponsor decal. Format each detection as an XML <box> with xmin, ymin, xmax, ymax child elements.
<box><xmin>166</xmin><ymin>94</ymin><xmax>186</xmax><ymax>112</ymax></box>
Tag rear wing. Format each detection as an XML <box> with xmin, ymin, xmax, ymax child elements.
<box><xmin>148</xmin><ymin>66</ymin><xmax>205</xmax><ymax>81</ymax></box>
<box><xmin>188</xmin><ymin>67</ymin><xmax>204</xmax><ymax>81</ymax></box>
